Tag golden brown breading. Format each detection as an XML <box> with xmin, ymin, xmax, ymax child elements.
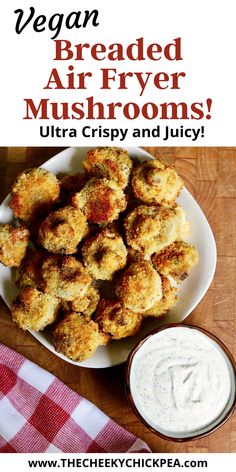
<box><xmin>152</xmin><ymin>241</ymin><xmax>199</xmax><ymax>282</ymax></box>
<box><xmin>95</xmin><ymin>299</ymin><xmax>142</xmax><ymax>340</ymax></box>
<box><xmin>11</xmin><ymin>287</ymin><xmax>60</xmax><ymax>331</ymax></box>
<box><xmin>124</xmin><ymin>205</ymin><xmax>161</xmax><ymax>258</ymax></box>
<box><xmin>72</xmin><ymin>178</ymin><xmax>127</xmax><ymax>224</ymax></box>
<box><xmin>116</xmin><ymin>260</ymin><xmax>162</xmax><ymax>313</ymax></box>
<box><xmin>41</xmin><ymin>255</ymin><xmax>92</xmax><ymax>301</ymax></box>
<box><xmin>143</xmin><ymin>276</ymin><xmax>178</xmax><ymax>317</ymax></box>
<box><xmin>83</xmin><ymin>147</ymin><xmax>133</xmax><ymax>189</ymax></box>
<box><xmin>0</xmin><ymin>224</ymin><xmax>29</xmax><ymax>267</ymax></box>
<box><xmin>82</xmin><ymin>227</ymin><xmax>127</xmax><ymax>280</ymax></box>
<box><xmin>52</xmin><ymin>312</ymin><xmax>104</xmax><ymax>362</ymax></box>
<box><xmin>60</xmin><ymin>172</ymin><xmax>88</xmax><ymax>204</ymax></box>
<box><xmin>38</xmin><ymin>206</ymin><xmax>88</xmax><ymax>254</ymax></box>
<box><xmin>99</xmin><ymin>331</ymin><xmax>111</xmax><ymax>345</ymax></box>
<box><xmin>62</xmin><ymin>286</ymin><xmax>100</xmax><ymax>317</ymax></box>
<box><xmin>10</xmin><ymin>168</ymin><xmax>60</xmax><ymax>222</ymax></box>
<box><xmin>132</xmin><ymin>159</ymin><xmax>183</xmax><ymax>206</ymax></box>
<box><xmin>124</xmin><ymin>204</ymin><xmax>189</xmax><ymax>257</ymax></box>
<box><xmin>15</xmin><ymin>249</ymin><xmax>46</xmax><ymax>289</ymax></box>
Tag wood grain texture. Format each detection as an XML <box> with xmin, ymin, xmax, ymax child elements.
<box><xmin>0</xmin><ymin>146</ymin><xmax>235</xmax><ymax>453</ymax></box>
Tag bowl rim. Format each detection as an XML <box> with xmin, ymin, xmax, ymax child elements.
<box><xmin>125</xmin><ymin>322</ymin><xmax>236</xmax><ymax>442</ymax></box>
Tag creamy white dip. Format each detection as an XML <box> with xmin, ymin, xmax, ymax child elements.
<box><xmin>131</xmin><ymin>327</ymin><xmax>232</xmax><ymax>434</ymax></box>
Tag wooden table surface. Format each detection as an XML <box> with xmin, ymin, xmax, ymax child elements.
<box><xmin>0</xmin><ymin>147</ymin><xmax>236</xmax><ymax>453</ymax></box>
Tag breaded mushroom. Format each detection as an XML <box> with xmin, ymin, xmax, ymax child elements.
<box><xmin>60</xmin><ymin>172</ymin><xmax>88</xmax><ymax>204</ymax></box>
<box><xmin>11</xmin><ymin>287</ymin><xmax>60</xmax><ymax>331</ymax></box>
<box><xmin>124</xmin><ymin>204</ymin><xmax>189</xmax><ymax>257</ymax></box>
<box><xmin>15</xmin><ymin>249</ymin><xmax>46</xmax><ymax>289</ymax></box>
<box><xmin>82</xmin><ymin>227</ymin><xmax>127</xmax><ymax>280</ymax></box>
<box><xmin>152</xmin><ymin>241</ymin><xmax>199</xmax><ymax>282</ymax></box>
<box><xmin>52</xmin><ymin>312</ymin><xmax>104</xmax><ymax>362</ymax></box>
<box><xmin>132</xmin><ymin>159</ymin><xmax>183</xmax><ymax>206</ymax></box>
<box><xmin>143</xmin><ymin>276</ymin><xmax>177</xmax><ymax>317</ymax></box>
<box><xmin>10</xmin><ymin>168</ymin><xmax>60</xmax><ymax>222</ymax></box>
<box><xmin>116</xmin><ymin>260</ymin><xmax>162</xmax><ymax>313</ymax></box>
<box><xmin>42</xmin><ymin>255</ymin><xmax>92</xmax><ymax>301</ymax></box>
<box><xmin>62</xmin><ymin>286</ymin><xmax>100</xmax><ymax>317</ymax></box>
<box><xmin>38</xmin><ymin>206</ymin><xmax>88</xmax><ymax>254</ymax></box>
<box><xmin>95</xmin><ymin>299</ymin><xmax>142</xmax><ymax>340</ymax></box>
<box><xmin>83</xmin><ymin>147</ymin><xmax>133</xmax><ymax>189</ymax></box>
<box><xmin>0</xmin><ymin>224</ymin><xmax>29</xmax><ymax>267</ymax></box>
<box><xmin>72</xmin><ymin>178</ymin><xmax>127</xmax><ymax>224</ymax></box>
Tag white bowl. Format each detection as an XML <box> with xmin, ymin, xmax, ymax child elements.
<box><xmin>126</xmin><ymin>324</ymin><xmax>236</xmax><ymax>441</ymax></box>
<box><xmin>0</xmin><ymin>147</ymin><xmax>217</xmax><ymax>368</ymax></box>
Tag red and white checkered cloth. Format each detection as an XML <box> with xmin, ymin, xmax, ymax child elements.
<box><xmin>0</xmin><ymin>343</ymin><xmax>150</xmax><ymax>453</ymax></box>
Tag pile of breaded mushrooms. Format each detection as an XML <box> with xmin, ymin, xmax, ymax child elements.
<box><xmin>0</xmin><ymin>148</ymin><xmax>199</xmax><ymax>362</ymax></box>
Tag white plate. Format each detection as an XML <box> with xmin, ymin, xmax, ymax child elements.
<box><xmin>0</xmin><ymin>147</ymin><xmax>217</xmax><ymax>368</ymax></box>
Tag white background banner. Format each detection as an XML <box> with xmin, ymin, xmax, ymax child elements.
<box><xmin>0</xmin><ymin>0</ymin><xmax>235</xmax><ymax>146</ymax></box>
<box><xmin>0</xmin><ymin>452</ymin><xmax>235</xmax><ymax>471</ymax></box>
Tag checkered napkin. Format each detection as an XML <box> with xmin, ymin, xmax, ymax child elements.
<box><xmin>0</xmin><ymin>343</ymin><xmax>150</xmax><ymax>453</ymax></box>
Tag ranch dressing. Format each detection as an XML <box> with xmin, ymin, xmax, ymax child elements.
<box><xmin>131</xmin><ymin>327</ymin><xmax>232</xmax><ymax>434</ymax></box>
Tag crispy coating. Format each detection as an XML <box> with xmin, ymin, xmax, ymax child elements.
<box><xmin>52</xmin><ymin>312</ymin><xmax>104</xmax><ymax>362</ymax></box>
<box><xmin>83</xmin><ymin>147</ymin><xmax>133</xmax><ymax>189</ymax></box>
<box><xmin>99</xmin><ymin>331</ymin><xmax>111</xmax><ymax>346</ymax></box>
<box><xmin>38</xmin><ymin>206</ymin><xmax>88</xmax><ymax>254</ymax></box>
<box><xmin>10</xmin><ymin>168</ymin><xmax>60</xmax><ymax>222</ymax></box>
<box><xmin>62</xmin><ymin>286</ymin><xmax>100</xmax><ymax>317</ymax></box>
<box><xmin>132</xmin><ymin>159</ymin><xmax>183</xmax><ymax>206</ymax></box>
<box><xmin>116</xmin><ymin>260</ymin><xmax>162</xmax><ymax>313</ymax></box>
<box><xmin>82</xmin><ymin>228</ymin><xmax>127</xmax><ymax>280</ymax></box>
<box><xmin>60</xmin><ymin>172</ymin><xmax>88</xmax><ymax>204</ymax></box>
<box><xmin>0</xmin><ymin>224</ymin><xmax>29</xmax><ymax>267</ymax></box>
<box><xmin>143</xmin><ymin>276</ymin><xmax>178</xmax><ymax>317</ymax></box>
<box><xmin>95</xmin><ymin>299</ymin><xmax>142</xmax><ymax>340</ymax></box>
<box><xmin>152</xmin><ymin>241</ymin><xmax>199</xmax><ymax>282</ymax></box>
<box><xmin>42</xmin><ymin>255</ymin><xmax>92</xmax><ymax>301</ymax></box>
<box><xmin>15</xmin><ymin>250</ymin><xmax>46</xmax><ymax>289</ymax></box>
<box><xmin>11</xmin><ymin>287</ymin><xmax>60</xmax><ymax>331</ymax></box>
<box><xmin>72</xmin><ymin>178</ymin><xmax>127</xmax><ymax>224</ymax></box>
<box><xmin>124</xmin><ymin>204</ymin><xmax>189</xmax><ymax>257</ymax></box>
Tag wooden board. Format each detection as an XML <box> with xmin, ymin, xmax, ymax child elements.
<box><xmin>0</xmin><ymin>146</ymin><xmax>235</xmax><ymax>453</ymax></box>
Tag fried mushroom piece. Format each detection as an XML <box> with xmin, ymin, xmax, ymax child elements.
<box><xmin>132</xmin><ymin>159</ymin><xmax>183</xmax><ymax>206</ymax></box>
<box><xmin>94</xmin><ymin>299</ymin><xmax>142</xmax><ymax>340</ymax></box>
<box><xmin>41</xmin><ymin>255</ymin><xmax>92</xmax><ymax>301</ymax></box>
<box><xmin>62</xmin><ymin>286</ymin><xmax>100</xmax><ymax>317</ymax></box>
<box><xmin>143</xmin><ymin>276</ymin><xmax>178</xmax><ymax>317</ymax></box>
<box><xmin>0</xmin><ymin>224</ymin><xmax>29</xmax><ymax>267</ymax></box>
<box><xmin>15</xmin><ymin>250</ymin><xmax>46</xmax><ymax>289</ymax></box>
<box><xmin>152</xmin><ymin>241</ymin><xmax>199</xmax><ymax>282</ymax></box>
<box><xmin>38</xmin><ymin>206</ymin><xmax>88</xmax><ymax>254</ymax></box>
<box><xmin>52</xmin><ymin>313</ymin><xmax>105</xmax><ymax>362</ymax></box>
<box><xmin>116</xmin><ymin>260</ymin><xmax>162</xmax><ymax>313</ymax></box>
<box><xmin>72</xmin><ymin>178</ymin><xmax>127</xmax><ymax>224</ymax></box>
<box><xmin>124</xmin><ymin>204</ymin><xmax>189</xmax><ymax>258</ymax></box>
<box><xmin>83</xmin><ymin>147</ymin><xmax>133</xmax><ymax>189</ymax></box>
<box><xmin>10</xmin><ymin>168</ymin><xmax>60</xmax><ymax>222</ymax></box>
<box><xmin>82</xmin><ymin>228</ymin><xmax>127</xmax><ymax>280</ymax></box>
<box><xmin>11</xmin><ymin>287</ymin><xmax>60</xmax><ymax>331</ymax></box>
